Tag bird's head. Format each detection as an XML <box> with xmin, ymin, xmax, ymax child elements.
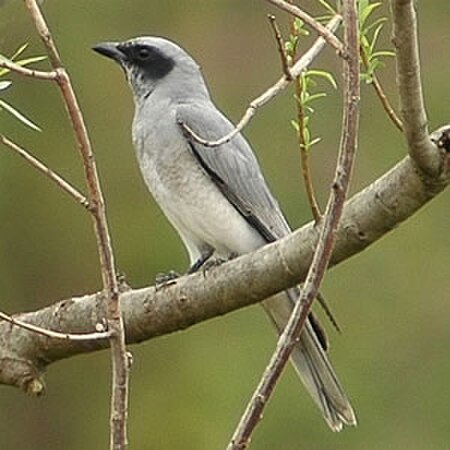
<box><xmin>93</xmin><ymin>36</ymin><xmax>209</xmax><ymax>103</ymax></box>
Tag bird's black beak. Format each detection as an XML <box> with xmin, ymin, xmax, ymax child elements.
<box><xmin>92</xmin><ymin>42</ymin><xmax>125</xmax><ymax>63</ymax></box>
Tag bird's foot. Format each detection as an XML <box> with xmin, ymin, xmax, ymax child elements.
<box><xmin>200</xmin><ymin>253</ymin><xmax>238</xmax><ymax>274</ymax></box>
<box><xmin>116</xmin><ymin>270</ymin><xmax>132</xmax><ymax>292</ymax></box>
<box><xmin>155</xmin><ymin>270</ymin><xmax>180</xmax><ymax>290</ymax></box>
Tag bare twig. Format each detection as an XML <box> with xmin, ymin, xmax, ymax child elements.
<box><xmin>227</xmin><ymin>0</ymin><xmax>359</xmax><ymax>447</ymax></box>
<box><xmin>0</xmin><ymin>310</ymin><xmax>110</xmax><ymax>341</ymax></box>
<box><xmin>360</xmin><ymin>46</ymin><xmax>403</xmax><ymax>132</ymax></box>
<box><xmin>0</xmin><ymin>58</ymin><xmax>57</xmax><ymax>80</ymax></box>
<box><xmin>181</xmin><ymin>15</ymin><xmax>341</xmax><ymax>148</ymax></box>
<box><xmin>267</xmin><ymin>14</ymin><xmax>292</xmax><ymax>80</ymax></box>
<box><xmin>264</xmin><ymin>0</ymin><xmax>344</xmax><ymax>54</ymax></box>
<box><xmin>0</xmin><ymin>135</ymin><xmax>90</xmax><ymax>209</ymax></box>
<box><xmin>22</xmin><ymin>1</ymin><xmax>129</xmax><ymax>449</ymax></box>
<box><xmin>391</xmin><ymin>0</ymin><xmax>438</xmax><ymax>176</ymax></box>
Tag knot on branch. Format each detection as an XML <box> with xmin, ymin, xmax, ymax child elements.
<box><xmin>0</xmin><ymin>357</ymin><xmax>45</xmax><ymax>395</ymax></box>
<box><xmin>431</xmin><ymin>125</ymin><xmax>450</xmax><ymax>153</ymax></box>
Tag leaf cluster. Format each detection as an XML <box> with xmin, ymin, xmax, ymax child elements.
<box><xmin>0</xmin><ymin>44</ymin><xmax>46</xmax><ymax>131</ymax></box>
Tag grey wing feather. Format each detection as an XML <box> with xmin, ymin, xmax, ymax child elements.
<box><xmin>176</xmin><ymin>103</ymin><xmax>291</xmax><ymax>242</ymax></box>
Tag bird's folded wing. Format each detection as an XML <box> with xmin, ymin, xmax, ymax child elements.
<box><xmin>176</xmin><ymin>103</ymin><xmax>291</xmax><ymax>242</ymax></box>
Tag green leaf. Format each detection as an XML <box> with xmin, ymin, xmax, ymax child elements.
<box><xmin>363</xmin><ymin>17</ymin><xmax>387</xmax><ymax>36</ymax></box>
<box><xmin>304</xmin><ymin>92</ymin><xmax>327</xmax><ymax>104</ymax></box>
<box><xmin>15</xmin><ymin>55</ymin><xmax>47</xmax><ymax>67</ymax></box>
<box><xmin>309</xmin><ymin>137</ymin><xmax>322</xmax><ymax>147</ymax></box>
<box><xmin>0</xmin><ymin>80</ymin><xmax>12</xmax><ymax>90</ymax></box>
<box><xmin>359</xmin><ymin>2</ymin><xmax>381</xmax><ymax>29</ymax></box>
<box><xmin>0</xmin><ymin>98</ymin><xmax>41</xmax><ymax>131</ymax></box>
<box><xmin>10</xmin><ymin>43</ymin><xmax>28</xmax><ymax>61</ymax></box>
<box><xmin>304</xmin><ymin>127</ymin><xmax>311</xmax><ymax>144</ymax></box>
<box><xmin>306</xmin><ymin>69</ymin><xmax>338</xmax><ymax>89</ymax></box>
<box><xmin>371</xmin><ymin>50</ymin><xmax>395</xmax><ymax>58</ymax></box>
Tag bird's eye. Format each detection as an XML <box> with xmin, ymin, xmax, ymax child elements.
<box><xmin>136</xmin><ymin>47</ymin><xmax>152</xmax><ymax>60</ymax></box>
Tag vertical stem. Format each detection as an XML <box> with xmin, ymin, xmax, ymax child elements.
<box><xmin>390</xmin><ymin>0</ymin><xmax>438</xmax><ymax>175</ymax></box>
<box><xmin>22</xmin><ymin>1</ymin><xmax>129</xmax><ymax>449</ymax></box>
<box><xmin>288</xmin><ymin>10</ymin><xmax>322</xmax><ymax>223</ymax></box>
<box><xmin>293</xmin><ymin>74</ymin><xmax>322</xmax><ymax>222</ymax></box>
<box><xmin>227</xmin><ymin>0</ymin><xmax>359</xmax><ymax>447</ymax></box>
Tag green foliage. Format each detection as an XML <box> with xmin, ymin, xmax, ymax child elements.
<box><xmin>0</xmin><ymin>44</ymin><xmax>46</xmax><ymax>131</ymax></box>
<box><xmin>290</xmin><ymin>69</ymin><xmax>337</xmax><ymax>151</ymax></box>
<box><xmin>358</xmin><ymin>0</ymin><xmax>395</xmax><ymax>83</ymax></box>
<box><xmin>285</xmin><ymin>19</ymin><xmax>337</xmax><ymax>152</ymax></box>
<box><xmin>284</xmin><ymin>18</ymin><xmax>309</xmax><ymax>66</ymax></box>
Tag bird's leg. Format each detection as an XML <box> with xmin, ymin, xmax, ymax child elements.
<box><xmin>198</xmin><ymin>251</ymin><xmax>239</xmax><ymax>273</ymax></box>
<box><xmin>187</xmin><ymin>248</ymin><xmax>214</xmax><ymax>274</ymax></box>
<box><xmin>155</xmin><ymin>249</ymin><xmax>215</xmax><ymax>289</ymax></box>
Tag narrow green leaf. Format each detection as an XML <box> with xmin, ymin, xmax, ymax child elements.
<box><xmin>0</xmin><ymin>98</ymin><xmax>41</xmax><ymax>131</ymax></box>
<box><xmin>10</xmin><ymin>43</ymin><xmax>28</xmax><ymax>61</ymax></box>
<box><xmin>306</xmin><ymin>69</ymin><xmax>338</xmax><ymax>89</ymax></box>
<box><xmin>372</xmin><ymin>50</ymin><xmax>395</xmax><ymax>58</ymax></box>
<box><xmin>16</xmin><ymin>55</ymin><xmax>47</xmax><ymax>67</ymax></box>
<box><xmin>363</xmin><ymin>17</ymin><xmax>387</xmax><ymax>36</ymax></box>
<box><xmin>309</xmin><ymin>137</ymin><xmax>322</xmax><ymax>147</ymax></box>
<box><xmin>359</xmin><ymin>3</ymin><xmax>382</xmax><ymax>29</ymax></box>
<box><xmin>0</xmin><ymin>80</ymin><xmax>12</xmax><ymax>90</ymax></box>
<box><xmin>304</xmin><ymin>92</ymin><xmax>327</xmax><ymax>104</ymax></box>
<box><xmin>290</xmin><ymin>119</ymin><xmax>300</xmax><ymax>132</ymax></box>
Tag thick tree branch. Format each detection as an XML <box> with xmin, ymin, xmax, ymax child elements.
<box><xmin>391</xmin><ymin>0</ymin><xmax>438</xmax><ymax>175</ymax></box>
<box><xmin>1</xmin><ymin>129</ymin><xmax>449</xmax><ymax>393</ymax></box>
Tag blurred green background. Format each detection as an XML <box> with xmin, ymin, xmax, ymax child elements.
<box><xmin>1</xmin><ymin>1</ymin><xmax>449</xmax><ymax>449</ymax></box>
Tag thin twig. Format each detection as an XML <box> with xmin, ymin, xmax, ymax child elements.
<box><xmin>268</xmin><ymin>13</ymin><xmax>321</xmax><ymax>220</ymax></box>
<box><xmin>296</xmin><ymin>101</ymin><xmax>322</xmax><ymax>222</ymax></box>
<box><xmin>288</xmin><ymin>18</ymin><xmax>322</xmax><ymax>223</ymax></box>
<box><xmin>227</xmin><ymin>0</ymin><xmax>359</xmax><ymax>447</ymax></box>
<box><xmin>391</xmin><ymin>0</ymin><xmax>437</xmax><ymax>176</ymax></box>
<box><xmin>0</xmin><ymin>58</ymin><xmax>57</xmax><ymax>80</ymax></box>
<box><xmin>0</xmin><ymin>134</ymin><xmax>90</xmax><ymax>209</ymax></box>
<box><xmin>22</xmin><ymin>1</ymin><xmax>129</xmax><ymax>449</ymax></box>
<box><xmin>264</xmin><ymin>0</ymin><xmax>344</xmax><ymax>55</ymax></box>
<box><xmin>267</xmin><ymin>14</ymin><xmax>292</xmax><ymax>80</ymax></box>
<box><xmin>360</xmin><ymin>46</ymin><xmax>403</xmax><ymax>132</ymax></box>
<box><xmin>181</xmin><ymin>15</ymin><xmax>341</xmax><ymax>148</ymax></box>
<box><xmin>0</xmin><ymin>310</ymin><xmax>110</xmax><ymax>341</ymax></box>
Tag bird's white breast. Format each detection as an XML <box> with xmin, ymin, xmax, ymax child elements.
<box><xmin>132</xmin><ymin>106</ymin><xmax>264</xmax><ymax>264</ymax></box>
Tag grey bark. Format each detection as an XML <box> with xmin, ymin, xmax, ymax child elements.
<box><xmin>1</xmin><ymin>131</ymin><xmax>449</xmax><ymax>394</ymax></box>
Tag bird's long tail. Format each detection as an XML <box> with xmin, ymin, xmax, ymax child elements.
<box><xmin>262</xmin><ymin>290</ymin><xmax>357</xmax><ymax>431</ymax></box>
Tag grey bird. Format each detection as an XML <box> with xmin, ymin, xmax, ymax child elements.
<box><xmin>93</xmin><ymin>36</ymin><xmax>356</xmax><ymax>431</ymax></box>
